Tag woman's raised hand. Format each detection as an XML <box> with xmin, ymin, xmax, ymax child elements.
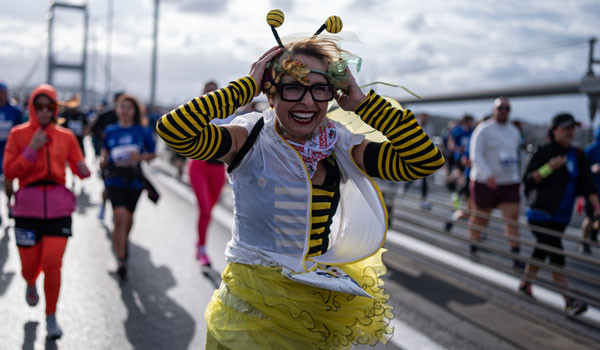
<box><xmin>249</xmin><ymin>46</ymin><xmax>283</xmax><ymax>96</ymax></box>
<box><xmin>28</xmin><ymin>128</ymin><xmax>49</xmax><ymax>151</ymax></box>
<box><xmin>334</xmin><ymin>67</ymin><xmax>367</xmax><ymax>112</ymax></box>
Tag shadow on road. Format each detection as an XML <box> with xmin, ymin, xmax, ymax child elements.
<box><xmin>44</xmin><ymin>337</ymin><xmax>58</xmax><ymax>350</ymax></box>
<box><xmin>75</xmin><ymin>189</ymin><xmax>93</xmax><ymax>214</ymax></box>
<box><xmin>22</xmin><ymin>321</ymin><xmax>38</xmax><ymax>350</ymax></box>
<box><xmin>201</xmin><ymin>266</ymin><xmax>221</xmax><ymax>289</ymax></box>
<box><xmin>0</xmin><ymin>226</ymin><xmax>15</xmax><ymax>296</ymax></box>
<box><xmin>386</xmin><ymin>264</ymin><xmax>486</xmax><ymax>308</ymax></box>
<box><xmin>114</xmin><ymin>242</ymin><xmax>195</xmax><ymax>350</ymax></box>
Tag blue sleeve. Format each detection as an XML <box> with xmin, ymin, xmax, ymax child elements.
<box><xmin>143</xmin><ymin>127</ymin><xmax>156</xmax><ymax>153</ymax></box>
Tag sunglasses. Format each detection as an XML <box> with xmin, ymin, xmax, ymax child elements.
<box><xmin>277</xmin><ymin>83</ymin><xmax>334</xmax><ymax>102</ymax></box>
<box><xmin>33</xmin><ymin>102</ymin><xmax>58</xmax><ymax>112</ymax></box>
<box><xmin>497</xmin><ymin>105</ymin><xmax>510</xmax><ymax>111</ymax></box>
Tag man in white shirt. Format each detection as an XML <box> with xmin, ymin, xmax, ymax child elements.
<box><xmin>469</xmin><ymin>97</ymin><xmax>523</xmax><ymax>268</ymax></box>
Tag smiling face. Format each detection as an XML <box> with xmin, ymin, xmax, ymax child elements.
<box><xmin>269</xmin><ymin>54</ymin><xmax>330</xmax><ymax>141</ymax></box>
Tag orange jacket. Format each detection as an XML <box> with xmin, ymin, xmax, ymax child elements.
<box><xmin>3</xmin><ymin>84</ymin><xmax>88</xmax><ymax>187</ymax></box>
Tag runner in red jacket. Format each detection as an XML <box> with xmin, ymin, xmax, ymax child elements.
<box><xmin>3</xmin><ymin>84</ymin><xmax>90</xmax><ymax>339</ymax></box>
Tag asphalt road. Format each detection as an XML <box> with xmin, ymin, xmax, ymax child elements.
<box><xmin>0</xmin><ymin>151</ymin><xmax>598</xmax><ymax>349</ymax></box>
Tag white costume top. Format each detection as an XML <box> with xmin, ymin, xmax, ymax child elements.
<box><xmin>225</xmin><ymin>109</ymin><xmax>388</xmax><ymax>273</ymax></box>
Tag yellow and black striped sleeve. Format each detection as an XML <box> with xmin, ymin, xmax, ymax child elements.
<box><xmin>155</xmin><ymin>76</ymin><xmax>257</xmax><ymax>160</ymax></box>
<box><xmin>355</xmin><ymin>90</ymin><xmax>445</xmax><ymax>181</ymax></box>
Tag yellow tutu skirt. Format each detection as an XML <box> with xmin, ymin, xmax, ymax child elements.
<box><xmin>204</xmin><ymin>249</ymin><xmax>394</xmax><ymax>350</ymax></box>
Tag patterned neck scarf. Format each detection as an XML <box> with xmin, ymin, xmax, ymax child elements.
<box><xmin>283</xmin><ymin>120</ymin><xmax>338</xmax><ymax>178</ymax></box>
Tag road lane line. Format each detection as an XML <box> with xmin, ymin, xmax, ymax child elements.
<box><xmin>390</xmin><ymin>317</ymin><xmax>446</xmax><ymax>350</ymax></box>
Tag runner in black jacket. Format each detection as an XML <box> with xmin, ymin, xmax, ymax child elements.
<box><xmin>519</xmin><ymin>113</ymin><xmax>599</xmax><ymax>316</ymax></box>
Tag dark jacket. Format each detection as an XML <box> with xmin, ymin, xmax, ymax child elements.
<box><xmin>523</xmin><ymin>141</ymin><xmax>596</xmax><ymax>219</ymax></box>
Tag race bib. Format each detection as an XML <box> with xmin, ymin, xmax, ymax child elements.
<box><xmin>282</xmin><ymin>265</ymin><xmax>374</xmax><ymax>298</ymax></box>
<box><xmin>15</xmin><ymin>228</ymin><xmax>37</xmax><ymax>247</ymax></box>
<box><xmin>499</xmin><ymin>151</ymin><xmax>519</xmax><ymax>175</ymax></box>
<box><xmin>110</xmin><ymin>144</ymin><xmax>139</xmax><ymax>163</ymax></box>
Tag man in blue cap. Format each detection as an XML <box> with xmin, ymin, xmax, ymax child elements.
<box><xmin>0</xmin><ymin>82</ymin><xmax>24</xmax><ymax>224</ymax></box>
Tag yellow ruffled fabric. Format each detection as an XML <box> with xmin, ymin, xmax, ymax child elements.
<box><xmin>204</xmin><ymin>248</ymin><xmax>394</xmax><ymax>350</ymax></box>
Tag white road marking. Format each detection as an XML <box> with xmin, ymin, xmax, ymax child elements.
<box><xmin>389</xmin><ymin>317</ymin><xmax>446</xmax><ymax>350</ymax></box>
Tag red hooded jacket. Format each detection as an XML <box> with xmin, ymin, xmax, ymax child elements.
<box><xmin>3</xmin><ymin>84</ymin><xmax>88</xmax><ymax>187</ymax></box>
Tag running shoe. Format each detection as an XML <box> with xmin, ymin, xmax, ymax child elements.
<box><xmin>46</xmin><ymin>314</ymin><xmax>63</xmax><ymax>339</ymax></box>
<box><xmin>420</xmin><ymin>201</ymin><xmax>432</xmax><ymax>210</ymax></box>
<box><xmin>565</xmin><ymin>299</ymin><xmax>588</xmax><ymax>316</ymax></box>
<box><xmin>469</xmin><ymin>244</ymin><xmax>479</xmax><ymax>255</ymax></box>
<box><xmin>444</xmin><ymin>221</ymin><xmax>454</xmax><ymax>232</ymax></box>
<box><xmin>198</xmin><ymin>253</ymin><xmax>212</xmax><ymax>267</ymax></box>
<box><xmin>26</xmin><ymin>285</ymin><xmax>39</xmax><ymax>306</ymax></box>
<box><xmin>578</xmin><ymin>243</ymin><xmax>591</xmax><ymax>255</ymax></box>
<box><xmin>513</xmin><ymin>259</ymin><xmax>526</xmax><ymax>270</ymax></box>
<box><xmin>518</xmin><ymin>281</ymin><xmax>533</xmax><ymax>298</ymax></box>
<box><xmin>117</xmin><ymin>262</ymin><xmax>127</xmax><ymax>280</ymax></box>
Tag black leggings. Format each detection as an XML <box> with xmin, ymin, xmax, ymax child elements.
<box><xmin>529</xmin><ymin>221</ymin><xmax>568</xmax><ymax>267</ymax></box>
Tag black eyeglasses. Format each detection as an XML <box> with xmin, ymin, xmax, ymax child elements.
<box><xmin>277</xmin><ymin>83</ymin><xmax>334</xmax><ymax>102</ymax></box>
<box><xmin>497</xmin><ymin>105</ymin><xmax>510</xmax><ymax>111</ymax></box>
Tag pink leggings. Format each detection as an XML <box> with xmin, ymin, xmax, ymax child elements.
<box><xmin>188</xmin><ymin>160</ymin><xmax>226</xmax><ymax>246</ymax></box>
<box><xmin>18</xmin><ymin>236</ymin><xmax>67</xmax><ymax>315</ymax></box>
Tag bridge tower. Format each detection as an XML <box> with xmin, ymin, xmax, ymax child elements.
<box><xmin>46</xmin><ymin>1</ymin><xmax>89</xmax><ymax>105</ymax></box>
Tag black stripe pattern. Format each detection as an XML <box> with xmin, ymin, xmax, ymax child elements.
<box><xmin>356</xmin><ymin>90</ymin><xmax>445</xmax><ymax>181</ymax></box>
<box><xmin>156</xmin><ymin>77</ymin><xmax>256</xmax><ymax>160</ymax></box>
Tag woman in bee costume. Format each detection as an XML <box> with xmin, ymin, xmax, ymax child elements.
<box><xmin>157</xmin><ymin>10</ymin><xmax>444</xmax><ymax>349</ymax></box>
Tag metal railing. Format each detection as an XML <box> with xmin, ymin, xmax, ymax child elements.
<box><xmin>381</xmin><ymin>185</ymin><xmax>600</xmax><ymax>320</ymax></box>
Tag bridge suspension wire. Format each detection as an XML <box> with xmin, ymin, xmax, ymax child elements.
<box><xmin>397</xmin><ymin>38</ymin><xmax>591</xmax><ymax>76</ymax></box>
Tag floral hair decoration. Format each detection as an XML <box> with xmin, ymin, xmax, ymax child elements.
<box><xmin>263</xmin><ymin>10</ymin><xmax>362</xmax><ymax>95</ymax></box>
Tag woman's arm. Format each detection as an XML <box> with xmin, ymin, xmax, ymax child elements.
<box><xmin>156</xmin><ymin>47</ymin><xmax>282</xmax><ymax>165</ymax></box>
<box><xmin>140</xmin><ymin>127</ymin><xmax>157</xmax><ymax>162</ymax></box>
<box><xmin>3</xmin><ymin>129</ymin><xmax>47</xmax><ymax>179</ymax></box>
<box><xmin>353</xmin><ymin>94</ymin><xmax>445</xmax><ymax>181</ymax></box>
<box><xmin>66</xmin><ymin>133</ymin><xmax>90</xmax><ymax>178</ymax></box>
<box><xmin>525</xmin><ymin>152</ymin><xmax>565</xmax><ymax>185</ymax></box>
<box><xmin>99</xmin><ymin>148</ymin><xmax>109</xmax><ymax>169</ymax></box>
<box><xmin>155</xmin><ymin>77</ymin><xmax>254</xmax><ymax>162</ymax></box>
<box><xmin>336</xmin><ymin>69</ymin><xmax>444</xmax><ymax>181</ymax></box>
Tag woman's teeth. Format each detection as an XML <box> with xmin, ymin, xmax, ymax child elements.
<box><xmin>291</xmin><ymin>112</ymin><xmax>315</xmax><ymax>121</ymax></box>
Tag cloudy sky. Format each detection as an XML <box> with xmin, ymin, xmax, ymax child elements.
<box><xmin>1</xmin><ymin>0</ymin><xmax>599</xmax><ymax>125</ymax></box>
